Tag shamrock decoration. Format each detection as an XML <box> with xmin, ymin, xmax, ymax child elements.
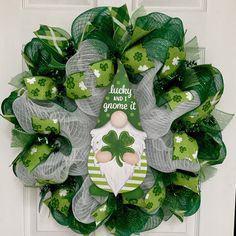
<box><xmin>202</xmin><ymin>101</ymin><xmax>211</xmax><ymax>112</ymax></box>
<box><xmin>101</xmin><ymin>130</ymin><xmax>135</xmax><ymax>167</ymax></box>
<box><xmin>133</xmin><ymin>52</ymin><xmax>143</xmax><ymax>62</ymax></box>
<box><xmin>100</xmin><ymin>63</ymin><xmax>109</xmax><ymax>71</ymax></box>
<box><xmin>31</xmin><ymin>88</ymin><xmax>40</xmax><ymax>97</ymax></box>
<box><xmin>173</xmin><ymin>95</ymin><xmax>182</xmax><ymax>103</ymax></box>
<box><xmin>38</xmin><ymin>78</ymin><xmax>46</xmax><ymax>86</ymax></box>
<box><xmin>65</xmin><ymin>76</ymin><xmax>75</xmax><ymax>89</ymax></box>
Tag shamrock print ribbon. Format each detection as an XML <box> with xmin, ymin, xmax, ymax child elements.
<box><xmin>24</xmin><ymin>76</ymin><xmax>58</xmax><ymax>100</ymax></box>
<box><xmin>64</xmin><ymin>72</ymin><xmax>91</xmax><ymax>99</ymax></box>
<box><xmin>173</xmin><ymin>132</ymin><xmax>198</xmax><ymax>164</ymax></box>
<box><xmin>20</xmin><ymin>143</ymin><xmax>54</xmax><ymax>172</ymax></box>
<box><xmin>32</xmin><ymin>116</ymin><xmax>60</xmax><ymax>135</ymax></box>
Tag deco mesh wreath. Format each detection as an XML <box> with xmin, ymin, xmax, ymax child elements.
<box><xmin>1</xmin><ymin>5</ymin><xmax>233</xmax><ymax>236</ymax></box>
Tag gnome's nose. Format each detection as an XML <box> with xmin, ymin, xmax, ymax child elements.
<box><xmin>111</xmin><ymin>110</ymin><xmax>128</xmax><ymax>128</ymax></box>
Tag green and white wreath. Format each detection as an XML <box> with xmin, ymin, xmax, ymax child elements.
<box><xmin>1</xmin><ymin>5</ymin><xmax>233</xmax><ymax>236</ymax></box>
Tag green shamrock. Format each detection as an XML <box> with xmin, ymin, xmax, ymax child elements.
<box><xmin>101</xmin><ymin>130</ymin><xmax>135</xmax><ymax>167</ymax></box>
<box><xmin>121</xmin><ymin>55</ymin><xmax>129</xmax><ymax>63</ymax></box>
<box><xmin>124</xmin><ymin>64</ymin><xmax>135</xmax><ymax>73</ymax></box>
<box><xmin>188</xmin><ymin>136</ymin><xmax>194</xmax><ymax>142</ymax></box>
<box><xmin>202</xmin><ymin>101</ymin><xmax>211</xmax><ymax>112</ymax></box>
<box><xmin>61</xmin><ymin>205</ymin><xmax>69</xmax><ymax>215</ymax></box>
<box><xmin>70</xmin><ymin>92</ymin><xmax>79</xmax><ymax>99</ymax></box>
<box><xmin>38</xmin><ymin>78</ymin><xmax>46</xmax><ymax>86</ymax></box>
<box><xmin>173</xmin><ymin>95</ymin><xmax>182</xmax><ymax>103</ymax></box>
<box><xmin>31</xmin><ymin>88</ymin><xmax>40</xmax><ymax>97</ymax></box>
<box><xmin>32</xmin><ymin>123</ymin><xmax>41</xmax><ymax>131</ymax></box>
<box><xmin>66</xmin><ymin>77</ymin><xmax>75</xmax><ymax>89</ymax></box>
<box><xmin>50</xmin><ymin>198</ymin><xmax>59</xmax><ymax>209</ymax></box>
<box><xmin>179</xmin><ymin>146</ymin><xmax>187</xmax><ymax>153</ymax></box>
<box><xmin>22</xmin><ymin>159</ymin><xmax>31</xmax><ymax>167</ymax></box>
<box><xmin>45</xmin><ymin>126</ymin><xmax>58</xmax><ymax>134</ymax></box>
<box><xmin>39</xmin><ymin>153</ymin><xmax>48</xmax><ymax>162</ymax></box>
<box><xmin>146</xmin><ymin>202</ymin><xmax>153</xmax><ymax>209</ymax></box>
<box><xmin>173</xmin><ymin>155</ymin><xmax>179</xmax><ymax>160</ymax></box>
<box><xmin>153</xmin><ymin>185</ymin><xmax>162</xmax><ymax>196</ymax></box>
<box><xmin>45</xmin><ymin>90</ymin><xmax>52</xmax><ymax>98</ymax></box>
<box><xmin>100</xmin><ymin>63</ymin><xmax>108</xmax><ymax>71</ymax></box>
<box><xmin>133</xmin><ymin>52</ymin><xmax>143</xmax><ymax>62</ymax></box>
<box><xmin>78</xmin><ymin>71</ymin><xmax>84</xmax><ymax>77</ymax></box>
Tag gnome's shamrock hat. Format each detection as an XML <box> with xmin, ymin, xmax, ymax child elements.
<box><xmin>96</xmin><ymin>61</ymin><xmax>143</xmax><ymax>131</ymax></box>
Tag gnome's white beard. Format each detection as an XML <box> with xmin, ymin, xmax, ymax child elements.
<box><xmin>99</xmin><ymin>158</ymin><xmax>135</xmax><ymax>196</ymax></box>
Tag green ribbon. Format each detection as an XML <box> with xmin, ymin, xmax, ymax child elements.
<box><xmin>24</xmin><ymin>76</ymin><xmax>58</xmax><ymax>100</ymax></box>
<box><xmin>24</xmin><ymin>73</ymin><xmax>92</xmax><ymax>101</ymax></box>
<box><xmin>173</xmin><ymin>132</ymin><xmax>199</xmax><ymax>164</ymax></box>
<box><xmin>166</xmin><ymin>87</ymin><xmax>194</xmax><ymax>110</ymax></box>
<box><xmin>172</xmin><ymin>172</ymin><xmax>199</xmax><ymax>194</ymax></box>
<box><xmin>122</xmin><ymin>44</ymin><xmax>155</xmax><ymax>74</ymax></box>
<box><xmin>46</xmin><ymin>187</ymin><xmax>73</xmax><ymax>217</ymax></box>
<box><xmin>32</xmin><ymin>116</ymin><xmax>60</xmax><ymax>135</ymax></box>
<box><xmin>183</xmin><ymin>91</ymin><xmax>222</xmax><ymax>124</ymax></box>
<box><xmin>159</xmin><ymin>47</ymin><xmax>185</xmax><ymax>79</ymax></box>
<box><xmin>90</xmin><ymin>59</ymin><xmax>115</xmax><ymax>87</ymax></box>
<box><xmin>129</xmin><ymin>16</ymin><xmax>153</xmax><ymax>46</ymax></box>
<box><xmin>34</xmin><ymin>25</ymin><xmax>71</xmax><ymax>57</ymax></box>
<box><xmin>110</xmin><ymin>5</ymin><xmax>130</xmax><ymax>51</ymax></box>
<box><xmin>122</xmin><ymin>180</ymin><xmax>166</xmax><ymax>214</ymax></box>
<box><xmin>20</xmin><ymin>143</ymin><xmax>54</xmax><ymax>172</ymax></box>
<box><xmin>46</xmin><ymin>5</ymin><xmax>187</xmax><ymax>97</ymax></box>
<box><xmin>92</xmin><ymin>203</ymin><xmax>112</xmax><ymax>226</ymax></box>
<box><xmin>92</xmin><ymin>195</ymin><xmax>116</xmax><ymax>226</ymax></box>
<box><xmin>64</xmin><ymin>72</ymin><xmax>91</xmax><ymax>99</ymax></box>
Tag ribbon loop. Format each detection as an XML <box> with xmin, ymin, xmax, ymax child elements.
<box><xmin>64</xmin><ymin>72</ymin><xmax>91</xmax><ymax>99</ymax></box>
<box><xmin>173</xmin><ymin>172</ymin><xmax>199</xmax><ymax>194</ymax></box>
<box><xmin>32</xmin><ymin>116</ymin><xmax>60</xmax><ymax>135</ymax></box>
<box><xmin>173</xmin><ymin>132</ymin><xmax>199</xmax><ymax>165</ymax></box>
<box><xmin>92</xmin><ymin>203</ymin><xmax>111</xmax><ymax>226</ymax></box>
<box><xmin>46</xmin><ymin>187</ymin><xmax>74</xmax><ymax>216</ymax></box>
<box><xmin>183</xmin><ymin>92</ymin><xmax>222</xmax><ymax>124</ymax></box>
<box><xmin>160</xmin><ymin>47</ymin><xmax>185</xmax><ymax>79</ymax></box>
<box><xmin>90</xmin><ymin>59</ymin><xmax>115</xmax><ymax>87</ymax></box>
<box><xmin>20</xmin><ymin>143</ymin><xmax>54</xmax><ymax>172</ymax></box>
<box><xmin>24</xmin><ymin>76</ymin><xmax>58</xmax><ymax>101</ymax></box>
<box><xmin>121</xmin><ymin>44</ymin><xmax>155</xmax><ymax>74</ymax></box>
<box><xmin>166</xmin><ymin>87</ymin><xmax>194</xmax><ymax>110</ymax></box>
<box><xmin>34</xmin><ymin>25</ymin><xmax>71</xmax><ymax>57</ymax></box>
<box><xmin>122</xmin><ymin>180</ymin><xmax>166</xmax><ymax>214</ymax></box>
<box><xmin>111</xmin><ymin>5</ymin><xmax>130</xmax><ymax>50</ymax></box>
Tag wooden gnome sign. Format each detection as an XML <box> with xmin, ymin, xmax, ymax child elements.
<box><xmin>88</xmin><ymin>62</ymin><xmax>147</xmax><ymax>196</ymax></box>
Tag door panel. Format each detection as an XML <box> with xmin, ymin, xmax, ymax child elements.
<box><xmin>134</xmin><ymin>0</ymin><xmax>207</xmax><ymax>11</ymax></box>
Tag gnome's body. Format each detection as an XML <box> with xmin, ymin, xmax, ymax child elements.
<box><xmin>89</xmin><ymin>62</ymin><xmax>147</xmax><ymax>196</ymax></box>
<box><xmin>91</xmin><ymin>112</ymin><xmax>147</xmax><ymax>195</ymax></box>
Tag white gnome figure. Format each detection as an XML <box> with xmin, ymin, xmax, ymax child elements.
<box><xmin>88</xmin><ymin>62</ymin><xmax>147</xmax><ymax>196</ymax></box>
<box><xmin>90</xmin><ymin>110</ymin><xmax>147</xmax><ymax>196</ymax></box>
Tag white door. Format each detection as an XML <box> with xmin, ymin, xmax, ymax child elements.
<box><xmin>0</xmin><ymin>0</ymin><xmax>235</xmax><ymax>236</ymax></box>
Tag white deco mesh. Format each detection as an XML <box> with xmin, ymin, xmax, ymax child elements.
<box><xmin>12</xmin><ymin>93</ymin><xmax>97</xmax><ymax>184</ymax></box>
<box><xmin>72</xmin><ymin>176</ymin><xmax>108</xmax><ymax>224</ymax></box>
